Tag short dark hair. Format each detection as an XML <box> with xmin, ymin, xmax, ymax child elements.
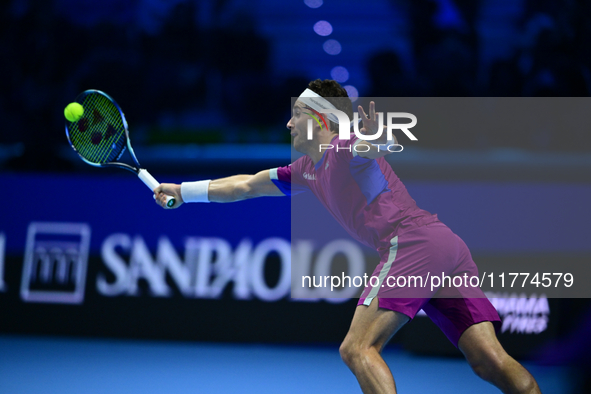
<box><xmin>307</xmin><ymin>79</ymin><xmax>354</xmax><ymax>132</ymax></box>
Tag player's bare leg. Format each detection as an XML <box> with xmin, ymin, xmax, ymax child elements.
<box><xmin>459</xmin><ymin>321</ymin><xmax>541</xmax><ymax>394</ymax></box>
<box><xmin>340</xmin><ymin>298</ymin><xmax>409</xmax><ymax>394</ymax></box>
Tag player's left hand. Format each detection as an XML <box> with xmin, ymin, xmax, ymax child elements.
<box><xmin>357</xmin><ymin>101</ymin><xmax>388</xmax><ymax>144</ymax></box>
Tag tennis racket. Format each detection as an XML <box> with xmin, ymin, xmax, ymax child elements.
<box><xmin>65</xmin><ymin>90</ymin><xmax>175</xmax><ymax>207</ymax></box>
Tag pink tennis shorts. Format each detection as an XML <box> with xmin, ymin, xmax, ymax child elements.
<box><xmin>358</xmin><ymin>222</ymin><xmax>501</xmax><ymax>347</ymax></box>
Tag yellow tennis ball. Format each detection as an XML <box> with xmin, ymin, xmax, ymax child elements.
<box><xmin>64</xmin><ymin>102</ymin><xmax>84</xmax><ymax>122</ymax></box>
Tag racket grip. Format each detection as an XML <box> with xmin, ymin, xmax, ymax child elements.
<box><xmin>138</xmin><ymin>169</ymin><xmax>176</xmax><ymax>208</ymax></box>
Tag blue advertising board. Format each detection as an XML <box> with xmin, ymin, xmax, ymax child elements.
<box><xmin>0</xmin><ymin>172</ymin><xmax>588</xmax><ymax>355</ymax></box>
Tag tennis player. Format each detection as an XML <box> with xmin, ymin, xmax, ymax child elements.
<box><xmin>154</xmin><ymin>79</ymin><xmax>540</xmax><ymax>394</ymax></box>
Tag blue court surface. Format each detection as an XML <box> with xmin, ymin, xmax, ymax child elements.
<box><xmin>0</xmin><ymin>335</ymin><xmax>572</xmax><ymax>394</ymax></box>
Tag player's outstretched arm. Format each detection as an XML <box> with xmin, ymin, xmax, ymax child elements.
<box><xmin>154</xmin><ymin>169</ymin><xmax>284</xmax><ymax>209</ymax></box>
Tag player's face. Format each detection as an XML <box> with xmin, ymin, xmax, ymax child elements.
<box><xmin>287</xmin><ymin>101</ymin><xmax>319</xmax><ymax>153</ymax></box>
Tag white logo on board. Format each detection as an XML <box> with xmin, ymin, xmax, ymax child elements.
<box><xmin>21</xmin><ymin>222</ymin><xmax>91</xmax><ymax>304</ymax></box>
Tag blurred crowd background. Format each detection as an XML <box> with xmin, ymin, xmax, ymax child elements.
<box><xmin>1</xmin><ymin>0</ymin><xmax>591</xmax><ymax>172</ymax></box>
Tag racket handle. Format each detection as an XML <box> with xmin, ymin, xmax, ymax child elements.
<box><xmin>138</xmin><ymin>169</ymin><xmax>176</xmax><ymax>208</ymax></box>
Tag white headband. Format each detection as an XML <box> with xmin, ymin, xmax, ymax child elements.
<box><xmin>297</xmin><ymin>88</ymin><xmax>340</xmax><ymax>124</ymax></box>
<box><xmin>297</xmin><ymin>88</ymin><xmax>360</xmax><ymax>129</ymax></box>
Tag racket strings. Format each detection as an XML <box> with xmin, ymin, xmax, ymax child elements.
<box><xmin>68</xmin><ymin>92</ymin><xmax>127</xmax><ymax>164</ymax></box>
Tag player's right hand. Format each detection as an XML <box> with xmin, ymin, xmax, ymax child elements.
<box><xmin>154</xmin><ymin>183</ymin><xmax>184</xmax><ymax>209</ymax></box>
<box><xmin>358</xmin><ymin>101</ymin><xmax>386</xmax><ymax>142</ymax></box>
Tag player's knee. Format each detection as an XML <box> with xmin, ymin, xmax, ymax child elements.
<box><xmin>339</xmin><ymin>339</ymin><xmax>374</xmax><ymax>370</ymax></box>
<box><xmin>340</xmin><ymin>338</ymin><xmax>366</xmax><ymax>369</ymax></box>
<box><xmin>339</xmin><ymin>340</ymin><xmax>356</xmax><ymax>367</ymax></box>
<box><xmin>467</xmin><ymin>348</ymin><xmax>507</xmax><ymax>382</ymax></box>
<box><xmin>469</xmin><ymin>351</ymin><xmax>538</xmax><ymax>393</ymax></box>
<box><xmin>470</xmin><ymin>359</ymin><xmax>497</xmax><ymax>382</ymax></box>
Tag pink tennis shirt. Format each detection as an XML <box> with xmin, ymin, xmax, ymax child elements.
<box><xmin>270</xmin><ymin>134</ymin><xmax>440</xmax><ymax>256</ymax></box>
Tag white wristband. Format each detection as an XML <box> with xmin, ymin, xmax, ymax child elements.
<box><xmin>181</xmin><ymin>180</ymin><xmax>212</xmax><ymax>203</ymax></box>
